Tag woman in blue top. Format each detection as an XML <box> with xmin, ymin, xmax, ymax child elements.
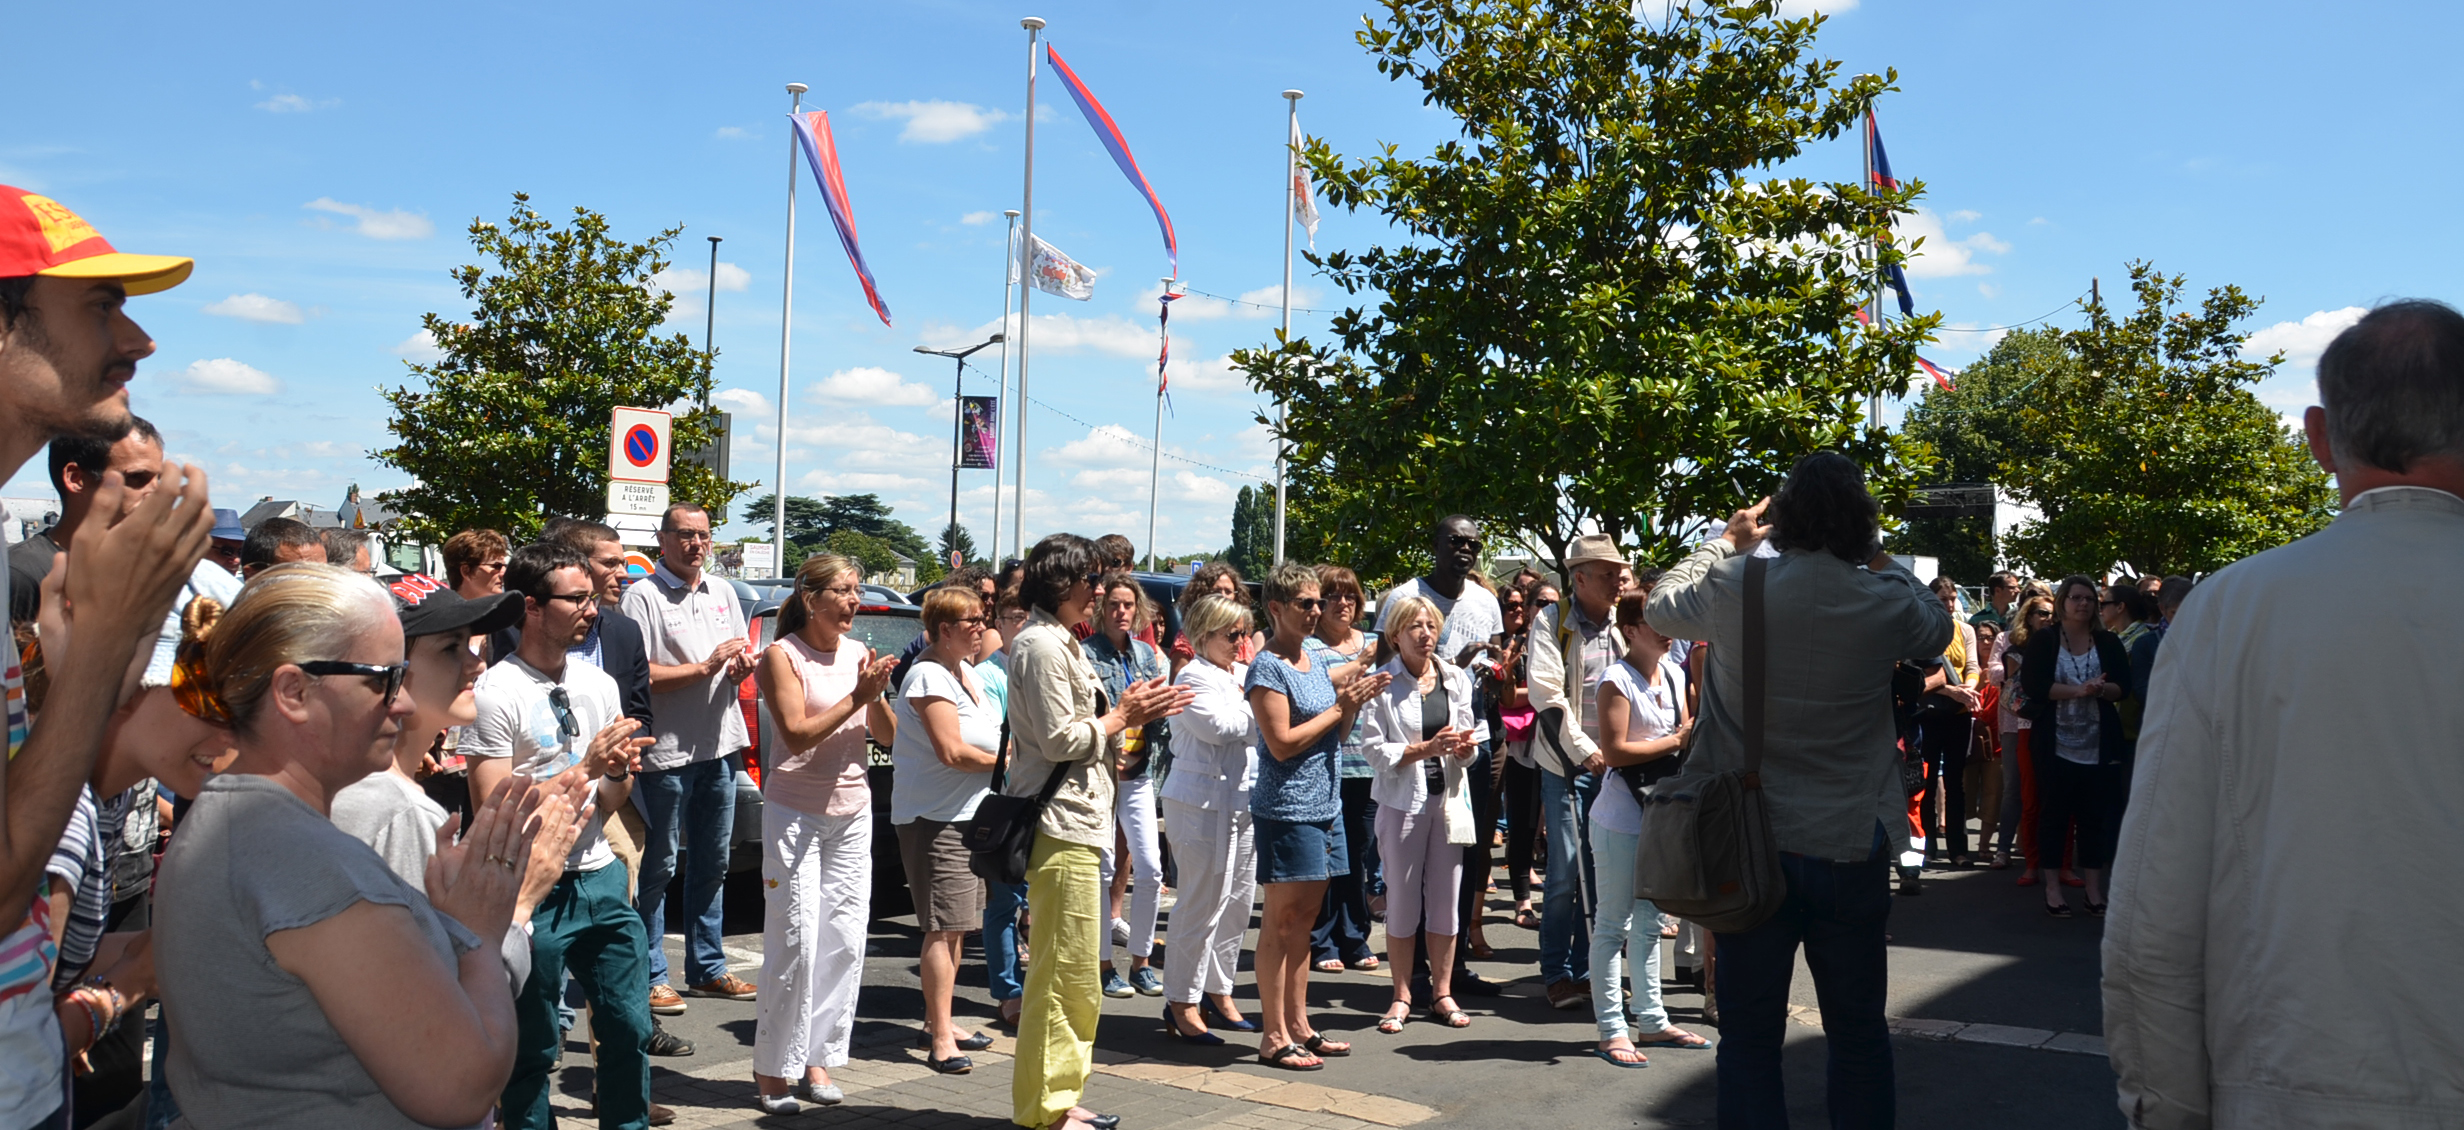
<box><xmin>1244</xmin><ymin>562</ymin><xmax>1388</xmax><ymax>1071</ymax></box>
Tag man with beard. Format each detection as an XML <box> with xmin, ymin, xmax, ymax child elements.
<box><xmin>0</xmin><ymin>186</ymin><xmax>214</xmax><ymax>1128</ymax></box>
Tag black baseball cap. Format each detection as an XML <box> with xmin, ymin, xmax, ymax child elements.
<box><xmin>387</xmin><ymin>573</ymin><xmax>525</xmax><ymax>639</ymax></box>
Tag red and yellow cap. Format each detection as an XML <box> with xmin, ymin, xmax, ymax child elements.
<box><xmin>0</xmin><ymin>187</ymin><xmax>192</xmax><ymax>295</ymax></box>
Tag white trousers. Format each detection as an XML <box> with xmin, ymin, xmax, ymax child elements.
<box><xmin>1099</xmin><ymin>776</ymin><xmax>1163</xmax><ymax>959</ymax></box>
<box><xmin>1158</xmin><ymin>797</ymin><xmax>1255</xmax><ymax>1003</ymax></box>
<box><xmin>754</xmin><ymin>799</ymin><xmax>871</xmax><ymax>1076</ymax></box>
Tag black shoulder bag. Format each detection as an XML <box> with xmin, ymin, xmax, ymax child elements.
<box><xmin>961</xmin><ymin>686</ymin><xmax>1109</xmax><ymax>885</ymax></box>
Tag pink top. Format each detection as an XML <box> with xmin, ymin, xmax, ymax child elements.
<box><xmin>763</xmin><ymin>635</ymin><xmax>873</xmax><ymax>817</ymax></box>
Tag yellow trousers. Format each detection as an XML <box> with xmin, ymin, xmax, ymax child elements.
<box><xmin>1013</xmin><ymin>834</ymin><xmax>1103</xmax><ymax>1129</ymax></box>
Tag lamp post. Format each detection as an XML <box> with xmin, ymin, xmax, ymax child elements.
<box><xmin>702</xmin><ymin>235</ymin><xmax>722</xmax><ymax>408</ymax></box>
<box><xmin>915</xmin><ymin>334</ymin><xmax>1004</xmax><ymax>575</ymax></box>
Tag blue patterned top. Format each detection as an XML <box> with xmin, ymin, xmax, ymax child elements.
<box><xmin>1245</xmin><ymin>646</ymin><xmax>1342</xmax><ymax>822</ymax></box>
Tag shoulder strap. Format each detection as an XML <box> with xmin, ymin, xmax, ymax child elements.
<box><xmin>1743</xmin><ymin>554</ymin><xmax>1768</xmax><ymax>781</ymax></box>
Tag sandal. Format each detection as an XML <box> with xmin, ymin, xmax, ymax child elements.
<box><xmin>1375</xmin><ymin>1005</ymin><xmax>1410</xmax><ymax>1035</ymax></box>
<box><xmin>2045</xmin><ymin>902</ymin><xmax>2075</xmax><ymax>918</ymax></box>
<box><xmin>1467</xmin><ymin>937</ymin><xmax>1496</xmax><ymax>960</ymax></box>
<box><xmin>1428</xmin><ymin>996</ymin><xmax>1470</xmax><ymax>1029</ymax></box>
<box><xmin>1302</xmin><ymin>1033</ymin><xmax>1352</xmax><ymax>1057</ymax></box>
<box><xmin>1513</xmin><ymin>906</ymin><xmax>1539</xmax><ymax>930</ymax></box>
<box><xmin>1347</xmin><ymin>955</ymin><xmax>1381</xmax><ymax>972</ymax></box>
<box><xmin>1594</xmin><ymin>1044</ymin><xmax>1650</xmax><ymax>1069</ymax></box>
<box><xmin>2086</xmin><ymin>901</ymin><xmax>2108</xmax><ymax>917</ymax></box>
<box><xmin>1632</xmin><ymin>1027</ymin><xmax>1709</xmax><ymax>1049</ymax></box>
<box><xmin>1258</xmin><ymin>1043</ymin><xmax>1323</xmax><ymax>1071</ymax></box>
<box><xmin>1314</xmin><ymin>959</ymin><xmax>1346</xmax><ymax>974</ymax></box>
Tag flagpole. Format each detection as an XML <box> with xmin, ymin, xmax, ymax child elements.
<box><xmin>774</xmin><ymin>82</ymin><xmax>806</xmax><ymax>578</ymax></box>
<box><xmin>991</xmin><ymin>208</ymin><xmax>1020</xmax><ymax>568</ymax></box>
<box><xmin>1274</xmin><ymin>89</ymin><xmax>1302</xmax><ymax>566</ymax></box>
<box><xmin>1864</xmin><ymin>107</ymin><xmax>1881</xmax><ymax>430</ymax></box>
<box><xmin>1012</xmin><ymin>17</ymin><xmax>1045</xmax><ymax>561</ymax></box>
<box><xmin>1146</xmin><ymin>276</ymin><xmax>1173</xmax><ymax>573</ymax></box>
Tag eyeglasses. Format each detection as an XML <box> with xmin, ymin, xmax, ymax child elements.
<box><xmin>474</xmin><ymin>560</ymin><xmax>508</xmax><ymax>574</ymax></box>
<box><xmin>547</xmin><ymin>685</ymin><xmax>580</xmax><ymax>738</ymax></box>
<box><xmin>541</xmin><ymin>591</ymin><xmax>595</xmax><ymax>607</ymax></box>
<box><xmin>808</xmin><ymin>584</ymin><xmax>861</xmax><ymax>599</ymax></box>
<box><xmin>169</xmin><ymin>641</ymin><xmax>231</xmax><ymax>724</ymax></box>
<box><xmin>1288</xmin><ymin>597</ymin><xmax>1326</xmax><ymax>612</ymax></box>
<box><xmin>951</xmin><ymin>615</ymin><xmax>989</xmax><ymax>628</ymax></box>
<box><xmin>297</xmin><ymin>660</ymin><xmax>410</xmax><ymax>707</ymax></box>
<box><xmin>2098</xmin><ymin>599</ymin><xmax>2121</xmax><ymax>607</ymax></box>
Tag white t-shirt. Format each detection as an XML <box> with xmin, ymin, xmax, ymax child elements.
<box><xmin>889</xmin><ymin>659</ymin><xmax>1001</xmax><ymax>825</ymax></box>
<box><xmin>1377</xmin><ymin>577</ymin><xmax>1504</xmax><ymax>742</ymax></box>
<box><xmin>620</xmin><ymin>564</ymin><xmax>751</xmax><ymax>771</ymax></box>
<box><xmin>465</xmin><ymin>655</ymin><xmax>622</xmax><ymax>871</ymax></box>
<box><xmin>0</xmin><ymin>615</ymin><xmax>65</xmax><ymax>1128</ymax></box>
<box><xmin>1589</xmin><ymin>656</ymin><xmax>1685</xmax><ymax>836</ymax></box>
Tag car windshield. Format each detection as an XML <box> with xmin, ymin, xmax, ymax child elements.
<box><xmin>845</xmin><ymin>612</ymin><xmax>925</xmax><ymax>666</ymax></box>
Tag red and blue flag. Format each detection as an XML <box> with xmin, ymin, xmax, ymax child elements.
<box><xmin>1047</xmin><ymin>45</ymin><xmax>1178</xmax><ymax>276</ymax></box>
<box><xmin>1866</xmin><ymin>110</ymin><xmax>1916</xmax><ymax>319</ymax></box>
<box><xmin>789</xmin><ymin>109</ymin><xmax>893</xmax><ymax>327</ymax></box>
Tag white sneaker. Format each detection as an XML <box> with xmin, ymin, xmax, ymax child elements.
<box><xmin>755</xmin><ymin>1093</ymin><xmax>799</xmax><ymax>1115</ymax></box>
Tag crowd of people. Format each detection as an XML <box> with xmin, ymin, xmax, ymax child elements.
<box><xmin>3</xmin><ymin>191</ymin><xmax>2459</xmax><ymax>1130</ymax></box>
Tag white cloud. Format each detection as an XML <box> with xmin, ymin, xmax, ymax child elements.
<box><xmin>1947</xmin><ymin>209</ymin><xmax>1981</xmax><ymax>223</ymax></box>
<box><xmin>1897</xmin><ymin>207</ymin><xmax>2009</xmax><ymax>279</ymax></box>
<box><xmin>303</xmin><ymin>197</ymin><xmax>434</xmax><ymax>240</ymax></box>
<box><xmin>716</xmin><ymin>126</ymin><xmax>751</xmax><ymax>140</ymax></box>
<box><xmin>810</xmin><ymin>366</ymin><xmax>939</xmax><ymax>407</ymax></box>
<box><xmin>711</xmin><ymin>387</ymin><xmax>771</xmax><ymax>418</ymax></box>
<box><xmin>201</xmin><ymin>293</ymin><xmax>305</xmax><ymax>324</ymax></box>
<box><xmin>935</xmin><ymin>312</ymin><xmax>1155</xmax><ymax>359</ymax></box>
<box><xmin>391</xmin><ymin>329</ymin><xmax>443</xmax><ymax>363</ymax></box>
<box><xmin>1774</xmin><ymin>0</ymin><xmax>1855</xmax><ymax>13</ymax></box>
<box><xmin>2245</xmin><ymin>306</ymin><xmax>2367</xmax><ymax>414</ymax></box>
<box><xmin>1165</xmin><ymin>353</ymin><xmax>1247</xmax><ymax>394</ymax></box>
<box><xmin>1134</xmin><ymin>282</ymin><xmax>1319</xmax><ymax>322</ymax></box>
<box><xmin>651</xmin><ymin>262</ymin><xmax>752</xmax><ymax>298</ymax></box>
<box><xmin>853</xmin><ymin>100</ymin><xmax>1010</xmax><ymax>144</ymax></box>
<box><xmin>255</xmin><ymin>92</ymin><xmax>337</xmax><ymax>113</ymax></box>
<box><xmin>782</xmin><ymin>412</ymin><xmax>940</xmax><ymax>469</ymax></box>
<box><xmin>960</xmin><ymin>211</ymin><xmax>1000</xmax><ymax>226</ymax></box>
<box><xmin>167</xmin><ymin>358</ymin><xmax>282</xmax><ymax>396</ymax></box>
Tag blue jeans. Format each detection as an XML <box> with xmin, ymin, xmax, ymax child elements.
<box><xmin>636</xmin><ymin>757</ymin><xmax>736</xmax><ymax>988</ymax></box>
<box><xmin>509</xmin><ymin>863</ymin><xmax>654</xmax><ymax>1130</ymax></box>
<box><xmin>1713</xmin><ymin>832</ymin><xmax>1895</xmax><ymax>1130</ymax></box>
<box><xmin>1538</xmin><ymin>767</ymin><xmax>1598</xmax><ymax>986</ymax></box>
<box><xmin>984</xmin><ymin>879</ymin><xmax>1029</xmax><ymax>1001</ymax></box>
<box><xmin>1311</xmin><ymin>776</ymin><xmax>1379</xmax><ymax>964</ymax></box>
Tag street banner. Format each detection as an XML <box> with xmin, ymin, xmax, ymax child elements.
<box><xmin>1046</xmin><ymin>43</ymin><xmax>1178</xmax><ymax>275</ymax></box>
<box><xmin>959</xmin><ymin>395</ymin><xmax>999</xmax><ymax>469</ymax></box>
<box><xmin>789</xmin><ymin>109</ymin><xmax>894</xmax><ymax>326</ymax></box>
<box><xmin>1011</xmin><ymin>230</ymin><xmax>1096</xmax><ymax>300</ymax></box>
<box><xmin>1290</xmin><ymin>114</ymin><xmax>1320</xmax><ymax>249</ymax></box>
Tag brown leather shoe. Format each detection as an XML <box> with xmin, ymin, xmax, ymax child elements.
<box><xmin>686</xmin><ymin>973</ymin><xmax>758</xmax><ymax>1000</ymax></box>
<box><xmin>648</xmin><ymin>984</ymin><xmax>687</xmax><ymax>1015</ymax></box>
<box><xmin>1546</xmin><ymin>979</ymin><xmax>1589</xmax><ymax>1010</ymax></box>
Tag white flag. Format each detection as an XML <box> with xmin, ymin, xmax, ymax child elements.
<box><xmin>1009</xmin><ymin>229</ymin><xmax>1096</xmax><ymax>301</ymax></box>
<box><xmin>1289</xmin><ymin>114</ymin><xmax>1320</xmax><ymax>249</ymax></box>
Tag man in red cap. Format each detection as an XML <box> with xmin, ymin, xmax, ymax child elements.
<box><xmin>0</xmin><ymin>186</ymin><xmax>215</xmax><ymax>1129</ymax></box>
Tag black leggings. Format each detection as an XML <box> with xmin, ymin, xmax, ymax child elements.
<box><xmin>2032</xmin><ymin>738</ymin><xmax>2125</xmax><ymax>872</ymax></box>
<box><xmin>1919</xmin><ymin>709</ymin><xmax>1973</xmax><ymax>857</ymax></box>
<box><xmin>1501</xmin><ymin>756</ymin><xmax>1542</xmax><ymax>902</ymax></box>
<box><xmin>1457</xmin><ymin>746</ymin><xmax>1497</xmax><ymax>940</ymax></box>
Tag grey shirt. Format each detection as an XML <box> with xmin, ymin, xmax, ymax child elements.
<box><xmin>620</xmin><ymin>562</ymin><xmax>751</xmax><ymax>770</ymax></box>
<box><xmin>155</xmin><ymin>774</ymin><xmax>482</xmax><ymax>1130</ymax></box>
<box><xmin>330</xmin><ymin>772</ymin><xmax>450</xmax><ymax>890</ymax></box>
<box><xmin>1646</xmin><ymin>541</ymin><xmax>1950</xmax><ymax>861</ymax></box>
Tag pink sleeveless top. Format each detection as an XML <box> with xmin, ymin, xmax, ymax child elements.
<box><xmin>763</xmin><ymin>635</ymin><xmax>872</xmax><ymax>817</ymax></box>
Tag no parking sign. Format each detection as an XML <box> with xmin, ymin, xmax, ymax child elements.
<box><xmin>607</xmin><ymin>407</ymin><xmax>672</xmax><ymax>518</ymax></box>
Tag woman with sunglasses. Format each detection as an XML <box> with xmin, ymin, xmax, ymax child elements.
<box><xmin>1159</xmin><ymin>594</ymin><xmax>1262</xmax><ymax>1044</ymax></box>
<box><xmin>888</xmin><ymin>584</ymin><xmax>1001</xmax><ymax>1072</ymax></box>
<box><xmin>154</xmin><ymin>563</ymin><xmax>549</xmax><ymax>1129</ymax></box>
<box><xmin>1246</xmin><ymin>562</ymin><xmax>1389</xmax><ymax>1071</ymax></box>
<box><xmin>1004</xmin><ymin>535</ymin><xmax>1190</xmax><ymax>1130</ymax></box>
<box><xmin>750</xmin><ymin>552</ymin><xmax>900</xmax><ymax>1113</ymax></box>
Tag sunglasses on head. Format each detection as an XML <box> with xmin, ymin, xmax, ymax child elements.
<box><xmin>298</xmin><ymin>660</ymin><xmax>410</xmax><ymax>708</ymax></box>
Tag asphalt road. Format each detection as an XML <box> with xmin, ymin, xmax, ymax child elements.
<box><xmin>579</xmin><ymin>852</ymin><xmax>2123</xmax><ymax>1129</ymax></box>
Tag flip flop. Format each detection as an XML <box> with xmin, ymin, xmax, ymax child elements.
<box><xmin>1594</xmin><ymin>1046</ymin><xmax>1651</xmax><ymax>1069</ymax></box>
<box><xmin>1633</xmin><ymin>1029</ymin><xmax>1710</xmax><ymax>1049</ymax></box>
<box><xmin>1314</xmin><ymin>959</ymin><xmax>1346</xmax><ymax>974</ymax></box>
<box><xmin>1348</xmin><ymin>955</ymin><xmax>1382</xmax><ymax>972</ymax></box>
<box><xmin>1258</xmin><ymin>1043</ymin><xmax>1323</xmax><ymax>1071</ymax></box>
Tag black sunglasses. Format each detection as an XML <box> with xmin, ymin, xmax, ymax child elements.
<box><xmin>298</xmin><ymin>660</ymin><xmax>409</xmax><ymax>707</ymax></box>
<box><xmin>547</xmin><ymin>685</ymin><xmax>581</xmax><ymax>739</ymax></box>
<box><xmin>1287</xmin><ymin>597</ymin><xmax>1326</xmax><ymax>612</ymax></box>
<box><xmin>1445</xmin><ymin>535</ymin><xmax>1483</xmax><ymax>551</ymax></box>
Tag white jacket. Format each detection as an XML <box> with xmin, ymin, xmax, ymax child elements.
<box><xmin>1356</xmin><ymin>656</ymin><xmax>1477</xmax><ymax>845</ymax></box>
<box><xmin>2104</xmin><ymin>486</ymin><xmax>2464</xmax><ymax>1130</ymax></box>
<box><xmin>1160</xmin><ymin>659</ymin><xmax>1256</xmax><ymax>812</ymax></box>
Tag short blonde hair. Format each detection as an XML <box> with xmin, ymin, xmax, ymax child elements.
<box><xmin>206</xmin><ymin>563</ymin><xmax>393</xmax><ymax>731</ymax></box>
<box><xmin>1179</xmin><ymin>593</ymin><xmax>1252</xmax><ymax>651</ymax></box>
<box><xmin>1382</xmin><ymin>594</ymin><xmax>1445</xmax><ymax>640</ymax></box>
<box><xmin>921</xmin><ymin>585</ymin><xmax>985</xmax><ymax>638</ymax></box>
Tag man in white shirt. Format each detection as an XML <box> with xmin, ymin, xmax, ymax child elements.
<box><xmin>618</xmin><ymin>503</ymin><xmax>759</xmax><ymax>1014</ymax></box>
<box><xmin>470</xmin><ymin>542</ymin><xmax>655</xmax><ymax>1130</ymax></box>
<box><xmin>2106</xmin><ymin>299</ymin><xmax>2464</xmax><ymax>1130</ymax></box>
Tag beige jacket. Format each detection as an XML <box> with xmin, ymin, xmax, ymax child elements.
<box><xmin>1000</xmin><ymin>608</ymin><xmax>1118</xmax><ymax>850</ymax></box>
<box><xmin>1524</xmin><ymin>596</ymin><xmax>1624</xmax><ymax>778</ymax></box>
<box><xmin>2104</xmin><ymin>486</ymin><xmax>2464</xmax><ymax>1130</ymax></box>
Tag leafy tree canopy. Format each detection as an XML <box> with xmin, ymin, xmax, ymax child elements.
<box><xmin>1234</xmin><ymin>0</ymin><xmax>1934</xmax><ymax>579</ymax></box>
<box><xmin>375</xmin><ymin>194</ymin><xmax>745</xmax><ymax>542</ymax></box>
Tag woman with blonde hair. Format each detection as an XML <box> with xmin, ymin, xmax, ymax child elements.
<box><xmin>154</xmin><ymin>563</ymin><xmax>544</xmax><ymax>1129</ymax></box>
<box><xmin>1355</xmin><ymin>594</ymin><xmax>1476</xmax><ymax>1034</ymax></box>
<box><xmin>750</xmin><ymin>553</ymin><xmax>901</xmax><ymax>1112</ymax></box>
<box><xmin>1160</xmin><ymin>594</ymin><xmax>1262</xmax><ymax>1044</ymax></box>
<box><xmin>889</xmin><ymin>584</ymin><xmax>1001</xmax><ymax>1071</ymax></box>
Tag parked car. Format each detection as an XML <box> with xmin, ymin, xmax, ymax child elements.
<box><xmin>727</xmin><ymin>575</ymin><xmax>923</xmax><ymax>919</ymax></box>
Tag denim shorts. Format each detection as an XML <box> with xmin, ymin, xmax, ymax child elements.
<box><xmin>1254</xmin><ymin>815</ymin><xmax>1347</xmax><ymax>884</ymax></box>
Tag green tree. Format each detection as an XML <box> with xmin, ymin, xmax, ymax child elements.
<box><xmin>826</xmin><ymin>529</ymin><xmax>899</xmax><ymax>579</ymax></box>
<box><xmin>1897</xmin><ymin>328</ymin><xmax>2079</xmax><ymax>580</ymax></box>
<box><xmin>817</xmin><ymin>494</ymin><xmax>929</xmax><ymax>561</ymax></box>
<box><xmin>1234</xmin><ymin>0</ymin><xmax>1932</xmax><ymax>578</ymax></box>
<box><xmin>739</xmin><ymin>493</ymin><xmax>829</xmax><ymax>548</ymax></box>
<box><xmin>1994</xmin><ymin>263</ymin><xmax>2331</xmax><ymax>575</ymax></box>
<box><xmin>936</xmin><ymin>520</ymin><xmax>981</xmax><ymax>570</ymax></box>
<box><xmin>375</xmin><ymin>194</ymin><xmax>746</xmax><ymax>542</ymax></box>
<box><xmin>1225</xmin><ymin>484</ymin><xmax>1275</xmax><ymax>580</ymax></box>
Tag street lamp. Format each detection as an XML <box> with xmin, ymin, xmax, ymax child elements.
<box><xmin>914</xmin><ymin>334</ymin><xmax>1004</xmax><ymax>573</ymax></box>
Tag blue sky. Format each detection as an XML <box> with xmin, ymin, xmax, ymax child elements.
<box><xmin>9</xmin><ymin>1</ymin><xmax>2447</xmax><ymax>555</ymax></box>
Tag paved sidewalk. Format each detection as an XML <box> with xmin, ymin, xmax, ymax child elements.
<box><xmin>560</xmin><ymin>854</ymin><xmax>2123</xmax><ymax>1128</ymax></box>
